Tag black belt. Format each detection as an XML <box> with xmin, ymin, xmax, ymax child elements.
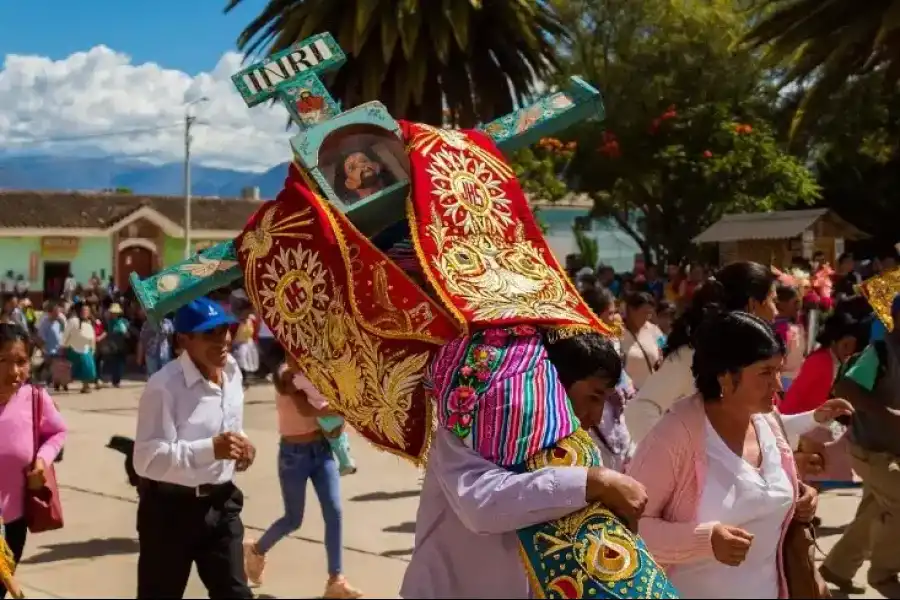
<box><xmin>139</xmin><ymin>478</ymin><xmax>231</xmax><ymax>498</ymax></box>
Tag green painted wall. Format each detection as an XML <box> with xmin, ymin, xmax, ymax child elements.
<box><xmin>162</xmin><ymin>236</ymin><xmax>228</xmax><ymax>267</ymax></box>
<box><xmin>0</xmin><ymin>237</ymin><xmax>112</xmax><ymax>291</ymax></box>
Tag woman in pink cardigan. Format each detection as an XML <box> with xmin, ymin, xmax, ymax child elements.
<box><xmin>628</xmin><ymin>312</ymin><xmax>820</xmax><ymax>599</ymax></box>
<box><xmin>0</xmin><ymin>323</ymin><xmax>67</xmax><ymax>599</ymax></box>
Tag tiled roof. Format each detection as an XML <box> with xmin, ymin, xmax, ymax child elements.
<box><xmin>0</xmin><ymin>190</ymin><xmax>262</xmax><ymax>231</ymax></box>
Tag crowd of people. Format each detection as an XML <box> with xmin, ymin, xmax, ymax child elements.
<box><xmin>0</xmin><ymin>247</ymin><xmax>898</xmax><ymax>599</ymax></box>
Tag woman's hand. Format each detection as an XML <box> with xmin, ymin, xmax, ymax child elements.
<box><xmin>813</xmin><ymin>398</ymin><xmax>854</xmax><ymax>425</ymax></box>
<box><xmin>586</xmin><ymin>467</ymin><xmax>647</xmax><ymax>531</ymax></box>
<box><xmin>794</xmin><ymin>483</ymin><xmax>819</xmax><ymax>523</ymax></box>
<box><xmin>26</xmin><ymin>458</ymin><xmax>47</xmax><ymax>491</ymax></box>
<box><xmin>711</xmin><ymin>523</ymin><xmax>754</xmax><ymax>566</ymax></box>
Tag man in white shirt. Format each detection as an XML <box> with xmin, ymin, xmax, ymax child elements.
<box><xmin>133</xmin><ymin>297</ymin><xmax>255</xmax><ymax>599</ymax></box>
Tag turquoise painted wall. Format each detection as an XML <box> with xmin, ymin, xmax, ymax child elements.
<box><xmin>0</xmin><ymin>237</ymin><xmax>112</xmax><ymax>291</ymax></box>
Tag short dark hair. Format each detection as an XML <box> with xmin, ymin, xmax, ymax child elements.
<box><xmin>624</xmin><ymin>291</ymin><xmax>654</xmax><ymax>310</ymax></box>
<box><xmin>542</xmin><ymin>331</ymin><xmax>622</xmax><ymax>390</ymax></box>
<box><xmin>583</xmin><ymin>287</ymin><xmax>616</xmax><ymax>315</ymax></box>
<box><xmin>691</xmin><ymin>311</ymin><xmax>784</xmax><ymax>401</ymax></box>
<box><xmin>775</xmin><ymin>284</ymin><xmax>799</xmax><ymax>303</ymax></box>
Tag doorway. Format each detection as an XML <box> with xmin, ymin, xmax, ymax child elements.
<box><xmin>117</xmin><ymin>247</ymin><xmax>155</xmax><ymax>291</ymax></box>
<box><xmin>43</xmin><ymin>262</ymin><xmax>70</xmax><ymax>300</ymax></box>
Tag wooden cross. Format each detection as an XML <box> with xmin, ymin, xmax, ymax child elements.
<box><xmin>231</xmin><ymin>33</ymin><xmax>345</xmax><ymax>130</ymax></box>
<box><xmin>131</xmin><ymin>32</ymin><xmax>605</xmax><ymax>320</ymax></box>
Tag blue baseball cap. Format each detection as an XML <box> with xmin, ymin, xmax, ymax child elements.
<box><xmin>174</xmin><ymin>297</ymin><xmax>238</xmax><ymax>334</ymax></box>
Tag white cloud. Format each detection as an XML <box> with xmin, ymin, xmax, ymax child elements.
<box><xmin>0</xmin><ymin>46</ymin><xmax>294</xmax><ymax>172</ymax></box>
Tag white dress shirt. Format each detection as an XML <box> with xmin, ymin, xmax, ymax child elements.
<box><xmin>133</xmin><ymin>351</ymin><xmax>245</xmax><ymax>487</ymax></box>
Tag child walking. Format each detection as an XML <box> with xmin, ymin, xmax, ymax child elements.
<box><xmin>243</xmin><ymin>345</ymin><xmax>361</xmax><ymax>599</ymax></box>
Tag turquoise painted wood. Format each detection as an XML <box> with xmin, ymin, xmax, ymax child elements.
<box><xmin>132</xmin><ymin>32</ymin><xmax>605</xmax><ymax>322</ymax></box>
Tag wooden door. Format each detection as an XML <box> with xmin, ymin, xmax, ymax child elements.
<box><xmin>117</xmin><ymin>247</ymin><xmax>155</xmax><ymax>291</ymax></box>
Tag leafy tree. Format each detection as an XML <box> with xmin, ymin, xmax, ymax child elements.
<box><xmin>744</xmin><ymin>0</ymin><xmax>900</xmax><ymax>137</ymax></box>
<box><xmin>226</xmin><ymin>0</ymin><xmax>565</xmax><ymax>127</ymax></box>
<box><xmin>524</xmin><ymin>0</ymin><xmax>819</xmax><ymax>263</ymax></box>
<box><xmin>807</xmin><ymin>71</ymin><xmax>900</xmax><ymax>247</ymax></box>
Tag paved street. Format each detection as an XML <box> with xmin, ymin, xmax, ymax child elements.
<box><xmin>12</xmin><ymin>381</ymin><xmax>889</xmax><ymax>598</ymax></box>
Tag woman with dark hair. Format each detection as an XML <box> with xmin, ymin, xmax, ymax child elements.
<box><xmin>61</xmin><ymin>302</ymin><xmax>98</xmax><ymax>394</ymax></box>
<box><xmin>781</xmin><ymin>310</ymin><xmax>866</xmax><ymax>489</ymax></box>
<box><xmin>621</xmin><ymin>291</ymin><xmax>662</xmax><ymax>390</ymax></box>
<box><xmin>625</xmin><ymin>261</ymin><xmax>779</xmax><ymax>444</ymax></box>
<box><xmin>0</xmin><ymin>324</ymin><xmax>67</xmax><ymax>599</ymax></box>
<box><xmin>627</xmin><ymin>312</ymin><xmax>829</xmax><ymax>598</ymax></box>
<box><xmin>781</xmin><ymin>311</ymin><xmax>864</xmax><ymax>417</ymax></box>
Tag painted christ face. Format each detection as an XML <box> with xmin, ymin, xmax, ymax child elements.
<box><xmin>342</xmin><ymin>151</ymin><xmax>384</xmax><ymax>197</ymax></box>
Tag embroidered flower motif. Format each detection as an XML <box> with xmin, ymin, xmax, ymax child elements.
<box><xmin>476</xmin><ymin>370</ymin><xmax>491</xmax><ymax>382</ymax></box>
<box><xmin>447</xmin><ymin>411</ymin><xmax>473</xmax><ymax>430</ymax></box>
<box><xmin>483</xmin><ymin>328</ymin><xmax>510</xmax><ymax>347</ymax></box>
<box><xmin>460</xmin><ymin>366</ymin><xmax>474</xmax><ymax>377</ymax></box>
<box><xmin>472</xmin><ymin>345</ymin><xmax>495</xmax><ymax>365</ymax></box>
<box><xmin>448</xmin><ymin>386</ymin><xmax>478</xmax><ymax>413</ymax></box>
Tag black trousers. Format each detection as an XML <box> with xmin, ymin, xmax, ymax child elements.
<box><xmin>0</xmin><ymin>518</ymin><xmax>27</xmax><ymax>600</ymax></box>
<box><xmin>136</xmin><ymin>481</ymin><xmax>253</xmax><ymax>599</ymax></box>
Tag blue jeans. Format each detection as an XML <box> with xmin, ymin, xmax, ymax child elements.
<box><xmin>256</xmin><ymin>439</ymin><xmax>343</xmax><ymax>575</ymax></box>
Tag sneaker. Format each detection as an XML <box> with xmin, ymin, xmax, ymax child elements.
<box><xmin>323</xmin><ymin>576</ymin><xmax>363</xmax><ymax>599</ymax></box>
<box><xmin>243</xmin><ymin>540</ymin><xmax>266</xmax><ymax>587</ymax></box>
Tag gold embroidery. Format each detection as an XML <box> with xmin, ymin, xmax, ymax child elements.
<box><xmin>240</xmin><ymin>202</ymin><xmax>442</xmax><ymax>462</ymax></box>
<box><xmin>860</xmin><ymin>267</ymin><xmax>900</xmax><ymax>331</ymax></box>
<box><xmin>410</xmin><ymin>127</ymin><xmax>590</xmax><ymax>324</ymax></box>
<box><xmin>408</xmin><ymin>123</ymin><xmax>515</xmax><ymax>181</ymax></box>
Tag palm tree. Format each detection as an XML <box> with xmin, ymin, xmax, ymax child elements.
<box><xmin>744</xmin><ymin>0</ymin><xmax>900</xmax><ymax>137</ymax></box>
<box><xmin>225</xmin><ymin>0</ymin><xmax>566</xmax><ymax>127</ymax></box>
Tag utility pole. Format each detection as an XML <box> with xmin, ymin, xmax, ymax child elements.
<box><xmin>183</xmin><ymin>111</ymin><xmax>195</xmax><ymax>260</ymax></box>
<box><xmin>183</xmin><ymin>97</ymin><xmax>208</xmax><ymax>260</ymax></box>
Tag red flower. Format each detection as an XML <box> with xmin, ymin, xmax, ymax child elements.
<box><xmin>448</xmin><ymin>386</ymin><xmax>478</xmax><ymax>413</ymax></box>
<box><xmin>703</xmin><ymin>150</ymin><xmax>713</xmax><ymax>158</ymax></box>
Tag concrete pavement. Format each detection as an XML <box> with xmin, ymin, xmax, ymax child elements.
<box><xmin>11</xmin><ymin>382</ymin><xmax>890</xmax><ymax>598</ymax></box>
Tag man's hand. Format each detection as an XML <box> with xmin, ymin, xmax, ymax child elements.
<box><xmin>585</xmin><ymin>467</ymin><xmax>648</xmax><ymax>531</ymax></box>
<box><xmin>711</xmin><ymin>523</ymin><xmax>754</xmax><ymax>566</ymax></box>
<box><xmin>212</xmin><ymin>432</ymin><xmax>245</xmax><ymax>461</ymax></box>
<box><xmin>235</xmin><ymin>435</ymin><xmax>256</xmax><ymax>472</ymax></box>
<box><xmin>26</xmin><ymin>458</ymin><xmax>47</xmax><ymax>491</ymax></box>
<box><xmin>794</xmin><ymin>483</ymin><xmax>819</xmax><ymax>523</ymax></box>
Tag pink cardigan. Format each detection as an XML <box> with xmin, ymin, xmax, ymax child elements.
<box><xmin>627</xmin><ymin>394</ymin><xmax>798</xmax><ymax>599</ymax></box>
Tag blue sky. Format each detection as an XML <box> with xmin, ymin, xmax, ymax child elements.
<box><xmin>0</xmin><ymin>0</ymin><xmax>268</xmax><ymax>73</ymax></box>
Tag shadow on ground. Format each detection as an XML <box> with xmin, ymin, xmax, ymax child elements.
<box><xmin>351</xmin><ymin>490</ymin><xmax>420</xmax><ymax>502</ymax></box>
<box><xmin>384</xmin><ymin>522</ymin><xmax>416</xmax><ymax>534</ymax></box>
<box><xmin>23</xmin><ymin>536</ymin><xmax>139</xmax><ymax>564</ymax></box>
<box><xmin>381</xmin><ymin>548</ymin><xmax>414</xmax><ymax>558</ymax></box>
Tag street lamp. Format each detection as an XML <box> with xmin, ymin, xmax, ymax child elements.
<box><xmin>183</xmin><ymin>96</ymin><xmax>209</xmax><ymax>259</ymax></box>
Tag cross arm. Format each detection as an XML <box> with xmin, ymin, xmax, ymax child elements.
<box><xmin>480</xmin><ymin>76</ymin><xmax>604</xmax><ymax>154</ymax></box>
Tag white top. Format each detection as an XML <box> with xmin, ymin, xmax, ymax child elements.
<box><xmin>625</xmin><ymin>345</ymin><xmax>823</xmax><ymax>447</ymax></box>
<box><xmin>620</xmin><ymin>322</ymin><xmax>663</xmax><ymax>390</ymax></box>
<box><xmin>668</xmin><ymin>414</ymin><xmax>793</xmax><ymax>599</ymax></box>
<box><xmin>61</xmin><ymin>318</ymin><xmax>96</xmax><ymax>353</ymax></box>
<box><xmin>133</xmin><ymin>352</ymin><xmax>245</xmax><ymax>487</ymax></box>
<box><xmin>625</xmin><ymin>346</ymin><xmax>696</xmax><ymax>444</ymax></box>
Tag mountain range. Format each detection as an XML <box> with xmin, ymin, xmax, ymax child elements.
<box><xmin>0</xmin><ymin>154</ymin><xmax>290</xmax><ymax>199</ymax></box>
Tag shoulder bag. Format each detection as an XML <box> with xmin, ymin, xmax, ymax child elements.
<box><xmin>25</xmin><ymin>385</ymin><xmax>64</xmax><ymax>533</ymax></box>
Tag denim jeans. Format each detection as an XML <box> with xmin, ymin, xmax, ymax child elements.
<box><xmin>256</xmin><ymin>439</ymin><xmax>343</xmax><ymax>575</ymax></box>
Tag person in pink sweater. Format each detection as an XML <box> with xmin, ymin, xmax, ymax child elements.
<box><xmin>628</xmin><ymin>312</ymin><xmax>821</xmax><ymax>599</ymax></box>
<box><xmin>0</xmin><ymin>323</ymin><xmax>67</xmax><ymax>599</ymax></box>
